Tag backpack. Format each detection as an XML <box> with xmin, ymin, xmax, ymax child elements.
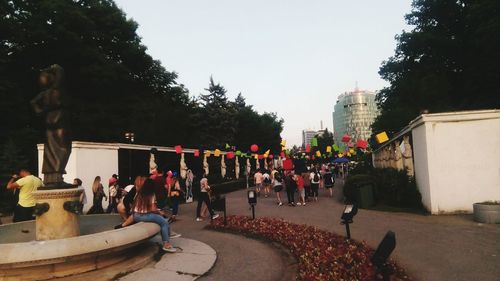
<box><xmin>264</xmin><ymin>176</ymin><xmax>271</xmax><ymax>184</ymax></box>
<box><xmin>313</xmin><ymin>172</ymin><xmax>320</xmax><ymax>182</ymax></box>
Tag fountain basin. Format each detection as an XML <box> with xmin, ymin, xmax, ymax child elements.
<box><xmin>0</xmin><ymin>215</ymin><xmax>160</xmax><ymax>280</ymax></box>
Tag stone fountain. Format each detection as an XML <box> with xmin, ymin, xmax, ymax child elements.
<box><xmin>0</xmin><ymin>65</ymin><xmax>161</xmax><ymax>280</ymax></box>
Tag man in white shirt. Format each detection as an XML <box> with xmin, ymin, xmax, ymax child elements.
<box><xmin>309</xmin><ymin>168</ymin><xmax>321</xmax><ymax>201</ymax></box>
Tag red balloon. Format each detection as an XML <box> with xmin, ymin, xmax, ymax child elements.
<box><xmin>250</xmin><ymin>144</ymin><xmax>259</xmax><ymax>152</ymax></box>
<box><xmin>269</xmin><ymin>154</ymin><xmax>274</xmax><ymax>159</ymax></box>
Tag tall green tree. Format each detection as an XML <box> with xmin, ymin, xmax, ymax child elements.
<box><xmin>373</xmin><ymin>0</ymin><xmax>500</xmax><ymax>133</ymax></box>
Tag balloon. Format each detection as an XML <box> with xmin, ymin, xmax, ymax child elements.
<box><xmin>342</xmin><ymin>134</ymin><xmax>351</xmax><ymax>143</ymax></box>
<box><xmin>214</xmin><ymin>149</ymin><xmax>221</xmax><ymax>157</ymax></box>
<box><xmin>194</xmin><ymin>149</ymin><xmax>200</xmax><ymax>157</ymax></box>
<box><xmin>250</xmin><ymin>144</ymin><xmax>259</xmax><ymax>152</ymax></box>
<box><xmin>227</xmin><ymin>151</ymin><xmax>235</xmax><ymax>159</ymax></box>
<box><xmin>235</xmin><ymin>150</ymin><xmax>242</xmax><ymax>156</ymax></box>
<box><xmin>175</xmin><ymin>145</ymin><xmax>182</xmax><ymax>154</ymax></box>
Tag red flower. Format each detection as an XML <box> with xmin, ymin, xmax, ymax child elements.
<box><xmin>209</xmin><ymin>216</ymin><xmax>411</xmax><ymax>281</ymax></box>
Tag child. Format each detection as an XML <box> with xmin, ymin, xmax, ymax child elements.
<box><xmin>295</xmin><ymin>173</ymin><xmax>306</xmax><ymax>206</ymax></box>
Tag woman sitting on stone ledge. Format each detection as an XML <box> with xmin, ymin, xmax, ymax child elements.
<box><xmin>123</xmin><ymin>178</ymin><xmax>180</xmax><ymax>253</ymax></box>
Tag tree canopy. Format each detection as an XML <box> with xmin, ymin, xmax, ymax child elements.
<box><xmin>373</xmin><ymin>0</ymin><xmax>500</xmax><ymax>133</ymax></box>
<box><xmin>0</xmin><ymin>0</ymin><xmax>283</xmax><ymax>173</ymax></box>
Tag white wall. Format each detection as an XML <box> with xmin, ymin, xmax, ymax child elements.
<box><xmin>411</xmin><ymin>125</ymin><xmax>434</xmax><ymax>212</ymax></box>
<box><xmin>411</xmin><ymin>110</ymin><xmax>500</xmax><ymax>214</ymax></box>
<box><xmin>38</xmin><ymin>143</ymin><xmax>119</xmax><ymax>212</ymax></box>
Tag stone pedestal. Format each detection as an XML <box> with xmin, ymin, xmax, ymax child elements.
<box><xmin>33</xmin><ymin>187</ymin><xmax>82</xmax><ymax>240</ymax></box>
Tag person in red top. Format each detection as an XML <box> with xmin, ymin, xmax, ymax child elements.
<box><xmin>295</xmin><ymin>174</ymin><xmax>306</xmax><ymax>206</ymax></box>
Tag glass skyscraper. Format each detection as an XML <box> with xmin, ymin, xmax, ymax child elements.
<box><xmin>332</xmin><ymin>88</ymin><xmax>379</xmax><ymax>145</ymax></box>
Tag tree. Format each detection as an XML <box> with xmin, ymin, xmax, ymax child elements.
<box><xmin>315</xmin><ymin>129</ymin><xmax>334</xmax><ymax>154</ymax></box>
<box><xmin>373</xmin><ymin>0</ymin><xmax>500</xmax><ymax>133</ymax></box>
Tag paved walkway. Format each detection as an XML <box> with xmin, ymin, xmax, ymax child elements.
<box><xmin>171</xmin><ymin>180</ymin><xmax>499</xmax><ymax>281</ymax></box>
<box><xmin>119</xmin><ymin>237</ymin><xmax>217</xmax><ymax>281</ymax></box>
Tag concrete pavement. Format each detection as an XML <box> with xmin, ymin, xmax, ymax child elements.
<box><xmin>172</xmin><ymin>180</ymin><xmax>499</xmax><ymax>281</ymax></box>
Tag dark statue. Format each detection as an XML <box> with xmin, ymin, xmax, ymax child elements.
<box><xmin>31</xmin><ymin>64</ymin><xmax>72</xmax><ymax>187</ymax></box>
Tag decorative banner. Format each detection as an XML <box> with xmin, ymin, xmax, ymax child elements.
<box><xmin>311</xmin><ymin>137</ymin><xmax>318</xmax><ymax>147</ymax></box>
<box><xmin>315</xmin><ymin>151</ymin><xmax>321</xmax><ymax>157</ymax></box>
<box><xmin>235</xmin><ymin>150</ymin><xmax>242</xmax><ymax>156</ymax></box>
<box><xmin>305</xmin><ymin>144</ymin><xmax>311</xmax><ymax>153</ymax></box>
<box><xmin>356</xmin><ymin>139</ymin><xmax>368</xmax><ymax>149</ymax></box>
<box><xmin>214</xmin><ymin>149</ymin><xmax>221</xmax><ymax>157</ymax></box>
<box><xmin>283</xmin><ymin>159</ymin><xmax>293</xmax><ymax>170</ymax></box>
<box><xmin>280</xmin><ymin>139</ymin><xmax>286</xmax><ymax>147</ymax></box>
<box><xmin>194</xmin><ymin>149</ymin><xmax>200</xmax><ymax>157</ymax></box>
<box><xmin>280</xmin><ymin>152</ymin><xmax>286</xmax><ymax>158</ymax></box>
<box><xmin>175</xmin><ymin>145</ymin><xmax>183</xmax><ymax>154</ymax></box>
<box><xmin>227</xmin><ymin>151</ymin><xmax>235</xmax><ymax>159</ymax></box>
<box><xmin>225</xmin><ymin>143</ymin><xmax>231</xmax><ymax>149</ymax></box>
<box><xmin>342</xmin><ymin>134</ymin><xmax>351</xmax><ymax>143</ymax></box>
<box><xmin>326</xmin><ymin>146</ymin><xmax>332</xmax><ymax>153</ymax></box>
<box><xmin>204</xmin><ymin>150</ymin><xmax>212</xmax><ymax>157</ymax></box>
<box><xmin>258</xmin><ymin>154</ymin><xmax>264</xmax><ymax>160</ymax></box>
<box><xmin>250</xmin><ymin>144</ymin><xmax>259</xmax><ymax>152</ymax></box>
<box><xmin>375</xmin><ymin>132</ymin><xmax>389</xmax><ymax>144</ymax></box>
<box><xmin>333</xmin><ymin>144</ymin><xmax>339</xmax><ymax>151</ymax></box>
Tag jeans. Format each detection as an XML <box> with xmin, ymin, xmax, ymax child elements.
<box><xmin>106</xmin><ymin>197</ymin><xmax>118</xmax><ymax>213</ymax></box>
<box><xmin>311</xmin><ymin>184</ymin><xmax>319</xmax><ymax>198</ymax></box>
<box><xmin>286</xmin><ymin>188</ymin><xmax>295</xmax><ymax>203</ymax></box>
<box><xmin>13</xmin><ymin>205</ymin><xmax>34</xmax><ymax>222</ymax></box>
<box><xmin>197</xmin><ymin>192</ymin><xmax>214</xmax><ymax>218</ymax></box>
<box><xmin>171</xmin><ymin>196</ymin><xmax>179</xmax><ymax>216</ymax></box>
<box><xmin>304</xmin><ymin>186</ymin><xmax>311</xmax><ymax>200</ymax></box>
<box><xmin>133</xmin><ymin>213</ymin><xmax>170</xmax><ymax>243</ymax></box>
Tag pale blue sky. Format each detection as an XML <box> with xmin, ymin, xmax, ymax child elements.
<box><xmin>114</xmin><ymin>0</ymin><xmax>413</xmax><ymax>146</ymax></box>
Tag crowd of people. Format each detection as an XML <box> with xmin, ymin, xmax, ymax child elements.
<box><xmin>4</xmin><ymin>161</ymin><xmax>346</xmax><ymax>252</ymax></box>
<box><xmin>253</xmin><ymin>163</ymin><xmax>341</xmax><ymax>206</ymax></box>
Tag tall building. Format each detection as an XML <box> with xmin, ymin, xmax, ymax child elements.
<box><xmin>302</xmin><ymin>130</ymin><xmax>318</xmax><ymax>148</ymax></box>
<box><xmin>332</xmin><ymin>87</ymin><xmax>379</xmax><ymax>145</ymax></box>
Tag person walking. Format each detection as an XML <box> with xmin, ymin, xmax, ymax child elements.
<box><xmin>284</xmin><ymin>171</ymin><xmax>296</xmax><ymax>206</ymax></box>
<box><xmin>310</xmin><ymin>169</ymin><xmax>321</xmax><ymax>202</ymax></box>
<box><xmin>324</xmin><ymin>166</ymin><xmax>335</xmax><ymax>198</ymax></box>
<box><xmin>302</xmin><ymin>170</ymin><xmax>311</xmax><ymax>202</ymax></box>
<box><xmin>73</xmin><ymin>178</ymin><xmax>87</xmax><ymax>213</ymax></box>
<box><xmin>272</xmin><ymin>172</ymin><xmax>284</xmax><ymax>206</ymax></box>
<box><xmin>295</xmin><ymin>173</ymin><xmax>306</xmax><ymax>206</ymax></box>
<box><xmin>168</xmin><ymin>174</ymin><xmax>182</xmax><ymax>222</ymax></box>
<box><xmin>262</xmin><ymin>171</ymin><xmax>271</xmax><ymax>198</ymax></box>
<box><xmin>87</xmin><ymin>176</ymin><xmax>107</xmax><ymax>214</ymax></box>
<box><xmin>254</xmin><ymin>169</ymin><xmax>264</xmax><ymax>196</ymax></box>
<box><xmin>106</xmin><ymin>175</ymin><xmax>119</xmax><ymax>213</ymax></box>
<box><xmin>132</xmin><ymin>178</ymin><xmax>180</xmax><ymax>253</ymax></box>
<box><xmin>196</xmin><ymin>176</ymin><xmax>219</xmax><ymax>221</ymax></box>
<box><xmin>6</xmin><ymin>168</ymin><xmax>43</xmax><ymax>222</ymax></box>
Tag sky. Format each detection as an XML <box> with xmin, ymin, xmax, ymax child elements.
<box><xmin>114</xmin><ymin>0</ymin><xmax>413</xmax><ymax>147</ymax></box>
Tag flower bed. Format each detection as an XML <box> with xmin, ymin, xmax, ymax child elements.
<box><xmin>209</xmin><ymin>216</ymin><xmax>411</xmax><ymax>281</ymax></box>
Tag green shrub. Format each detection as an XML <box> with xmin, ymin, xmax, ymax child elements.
<box><xmin>343</xmin><ymin>174</ymin><xmax>375</xmax><ymax>203</ymax></box>
<box><xmin>346</xmin><ymin>168</ymin><xmax>423</xmax><ymax>209</ymax></box>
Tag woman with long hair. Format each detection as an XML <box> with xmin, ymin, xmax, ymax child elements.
<box><xmin>168</xmin><ymin>174</ymin><xmax>182</xmax><ymax>222</ymax></box>
<box><xmin>133</xmin><ymin>178</ymin><xmax>180</xmax><ymax>252</ymax></box>
<box><xmin>87</xmin><ymin>176</ymin><xmax>107</xmax><ymax>214</ymax></box>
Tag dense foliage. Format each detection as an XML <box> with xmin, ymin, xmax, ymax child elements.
<box><xmin>373</xmin><ymin>0</ymin><xmax>500</xmax><ymax>133</ymax></box>
<box><xmin>210</xmin><ymin>216</ymin><xmax>411</xmax><ymax>281</ymax></box>
<box><xmin>0</xmin><ymin>0</ymin><xmax>283</xmax><ymax>175</ymax></box>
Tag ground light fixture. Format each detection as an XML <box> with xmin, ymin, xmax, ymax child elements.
<box><xmin>371</xmin><ymin>231</ymin><xmax>397</xmax><ymax>281</ymax></box>
<box><xmin>247</xmin><ymin>188</ymin><xmax>257</xmax><ymax>219</ymax></box>
<box><xmin>340</xmin><ymin>203</ymin><xmax>358</xmax><ymax>240</ymax></box>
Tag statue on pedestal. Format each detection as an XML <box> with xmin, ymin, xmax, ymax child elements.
<box><xmin>402</xmin><ymin>135</ymin><xmax>414</xmax><ymax>176</ymax></box>
<box><xmin>30</xmin><ymin>65</ymin><xmax>72</xmax><ymax>187</ymax></box>
<box><xmin>395</xmin><ymin>140</ymin><xmax>404</xmax><ymax>171</ymax></box>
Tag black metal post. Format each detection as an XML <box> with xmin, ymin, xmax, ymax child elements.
<box><xmin>345</xmin><ymin>222</ymin><xmax>351</xmax><ymax>240</ymax></box>
<box><xmin>251</xmin><ymin>205</ymin><xmax>255</xmax><ymax>219</ymax></box>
